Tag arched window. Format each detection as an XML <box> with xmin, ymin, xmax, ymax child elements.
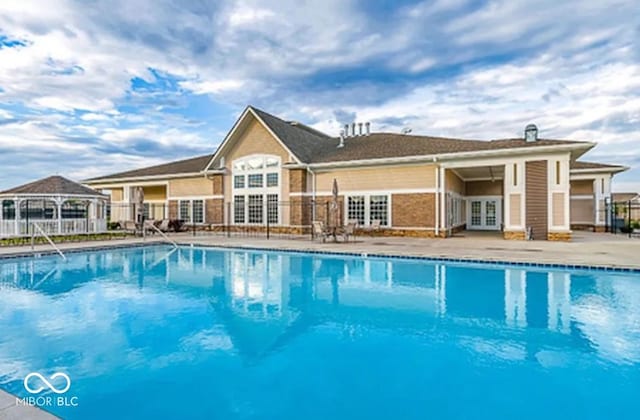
<box><xmin>232</xmin><ymin>155</ymin><xmax>280</xmax><ymax>224</ymax></box>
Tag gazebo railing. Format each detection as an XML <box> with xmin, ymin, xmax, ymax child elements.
<box><xmin>0</xmin><ymin>218</ymin><xmax>107</xmax><ymax>238</ymax></box>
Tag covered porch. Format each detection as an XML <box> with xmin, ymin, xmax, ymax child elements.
<box><xmin>0</xmin><ymin>176</ymin><xmax>108</xmax><ymax>238</ymax></box>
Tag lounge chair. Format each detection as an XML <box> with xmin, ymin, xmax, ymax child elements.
<box><xmin>157</xmin><ymin>219</ymin><xmax>171</xmax><ymax>233</ymax></box>
<box><xmin>143</xmin><ymin>220</ymin><xmax>157</xmax><ymax>234</ymax></box>
<box><xmin>369</xmin><ymin>219</ymin><xmax>381</xmax><ymax>231</ymax></box>
<box><xmin>123</xmin><ymin>220</ymin><xmax>138</xmax><ymax>235</ymax></box>
<box><xmin>313</xmin><ymin>221</ymin><xmax>329</xmax><ymax>242</ymax></box>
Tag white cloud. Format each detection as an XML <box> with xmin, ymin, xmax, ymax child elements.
<box><xmin>179</xmin><ymin>79</ymin><xmax>245</xmax><ymax>95</ymax></box>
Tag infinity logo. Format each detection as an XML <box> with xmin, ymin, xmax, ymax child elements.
<box><xmin>24</xmin><ymin>372</ymin><xmax>71</xmax><ymax>394</ymax></box>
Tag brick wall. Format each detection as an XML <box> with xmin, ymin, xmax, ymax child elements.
<box><xmin>504</xmin><ymin>230</ymin><xmax>525</xmax><ymax>240</ymax></box>
<box><xmin>548</xmin><ymin>232</ymin><xmax>571</xmax><ymax>241</ymax></box>
<box><xmin>289</xmin><ymin>169</ymin><xmax>307</xmax><ymax>193</ymax></box>
<box><xmin>206</xmin><ymin>199</ymin><xmax>224</xmax><ymax>224</ymax></box>
<box><xmin>212</xmin><ymin>174</ymin><xmax>224</xmax><ymax>195</ymax></box>
<box><xmin>391</xmin><ymin>193</ymin><xmax>435</xmax><ymax>228</ymax></box>
<box><xmin>168</xmin><ymin>200</ymin><xmax>178</xmax><ymax>219</ymax></box>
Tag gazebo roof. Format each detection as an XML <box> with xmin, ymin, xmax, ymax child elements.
<box><xmin>0</xmin><ymin>175</ymin><xmax>106</xmax><ymax>198</ymax></box>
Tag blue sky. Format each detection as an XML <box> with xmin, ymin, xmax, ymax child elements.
<box><xmin>0</xmin><ymin>0</ymin><xmax>638</xmax><ymax>191</ymax></box>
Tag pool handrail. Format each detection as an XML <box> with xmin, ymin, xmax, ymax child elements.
<box><xmin>31</xmin><ymin>222</ymin><xmax>67</xmax><ymax>261</ymax></box>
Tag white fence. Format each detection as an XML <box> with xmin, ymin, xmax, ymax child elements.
<box><xmin>0</xmin><ymin>219</ymin><xmax>107</xmax><ymax>238</ymax></box>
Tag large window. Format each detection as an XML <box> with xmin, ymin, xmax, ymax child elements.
<box><xmin>232</xmin><ymin>155</ymin><xmax>280</xmax><ymax>224</ymax></box>
<box><xmin>178</xmin><ymin>200</ymin><xmax>205</xmax><ymax>224</ymax></box>
<box><xmin>2</xmin><ymin>200</ymin><xmax>15</xmax><ymax>220</ymax></box>
<box><xmin>234</xmin><ymin>196</ymin><xmax>245</xmax><ymax>224</ymax></box>
<box><xmin>347</xmin><ymin>195</ymin><xmax>389</xmax><ymax>226</ymax></box>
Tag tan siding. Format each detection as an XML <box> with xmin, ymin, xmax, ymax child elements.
<box><xmin>465</xmin><ymin>180</ymin><xmax>503</xmax><ymax>196</ymax></box>
<box><xmin>552</xmin><ymin>192</ymin><xmax>565</xmax><ymax>226</ymax></box>
<box><xmin>169</xmin><ymin>177</ymin><xmax>213</xmax><ymax>197</ymax></box>
<box><xmin>510</xmin><ymin>194</ymin><xmax>521</xmax><ymax>226</ymax></box>
<box><xmin>316</xmin><ymin>164</ymin><xmax>436</xmax><ymax>192</ymax></box>
<box><xmin>225</xmin><ymin>118</ymin><xmax>290</xmax><ymax>163</ymax></box>
<box><xmin>570</xmin><ymin>179</ymin><xmax>594</xmax><ymax>195</ymax></box>
<box><xmin>445</xmin><ymin>170</ymin><xmax>464</xmax><ymax>195</ymax></box>
<box><xmin>525</xmin><ymin>160</ymin><xmax>548</xmax><ymax>240</ymax></box>
<box><xmin>110</xmin><ymin>188</ymin><xmax>123</xmax><ymax>202</ymax></box>
<box><xmin>142</xmin><ymin>185</ymin><xmax>166</xmax><ymax>200</ymax></box>
<box><xmin>570</xmin><ymin>198</ymin><xmax>594</xmax><ymax>223</ymax></box>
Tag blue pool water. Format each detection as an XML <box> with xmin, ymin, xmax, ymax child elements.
<box><xmin>0</xmin><ymin>246</ymin><xmax>639</xmax><ymax>419</ymax></box>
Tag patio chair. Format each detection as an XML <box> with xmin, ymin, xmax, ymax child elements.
<box><xmin>369</xmin><ymin>219</ymin><xmax>381</xmax><ymax>231</ymax></box>
<box><xmin>341</xmin><ymin>221</ymin><xmax>357</xmax><ymax>242</ymax></box>
<box><xmin>312</xmin><ymin>221</ymin><xmax>329</xmax><ymax>242</ymax></box>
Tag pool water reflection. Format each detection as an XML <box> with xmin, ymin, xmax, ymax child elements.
<box><xmin>0</xmin><ymin>246</ymin><xmax>638</xmax><ymax>419</ymax></box>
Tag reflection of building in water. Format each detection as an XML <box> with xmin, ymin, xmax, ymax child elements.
<box><xmin>548</xmin><ymin>272</ymin><xmax>571</xmax><ymax>333</ymax></box>
<box><xmin>505</xmin><ymin>269</ymin><xmax>527</xmax><ymax>328</ymax></box>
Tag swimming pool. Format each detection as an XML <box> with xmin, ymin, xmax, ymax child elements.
<box><xmin>0</xmin><ymin>245</ymin><xmax>638</xmax><ymax>419</ymax></box>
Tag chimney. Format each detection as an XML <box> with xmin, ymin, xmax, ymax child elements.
<box><xmin>351</xmin><ymin>122</ymin><xmax>357</xmax><ymax>137</ymax></box>
<box><xmin>358</xmin><ymin>122</ymin><xmax>363</xmax><ymax>136</ymax></box>
<box><xmin>524</xmin><ymin>124</ymin><xmax>538</xmax><ymax>142</ymax></box>
<box><xmin>365</xmin><ymin>122</ymin><xmax>370</xmax><ymax>136</ymax></box>
<box><xmin>338</xmin><ymin>130</ymin><xmax>345</xmax><ymax>148</ymax></box>
<box><xmin>344</xmin><ymin>124</ymin><xmax>350</xmax><ymax>138</ymax></box>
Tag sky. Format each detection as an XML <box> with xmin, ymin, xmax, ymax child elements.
<box><xmin>0</xmin><ymin>0</ymin><xmax>638</xmax><ymax>191</ymax></box>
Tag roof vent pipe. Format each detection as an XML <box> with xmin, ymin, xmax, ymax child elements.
<box><xmin>365</xmin><ymin>122</ymin><xmax>370</xmax><ymax>136</ymax></box>
<box><xmin>351</xmin><ymin>122</ymin><xmax>357</xmax><ymax>137</ymax></box>
<box><xmin>338</xmin><ymin>130</ymin><xmax>345</xmax><ymax>148</ymax></box>
<box><xmin>344</xmin><ymin>124</ymin><xmax>350</xmax><ymax>138</ymax></box>
<box><xmin>358</xmin><ymin>122</ymin><xmax>363</xmax><ymax>136</ymax></box>
<box><xmin>524</xmin><ymin>124</ymin><xmax>538</xmax><ymax>142</ymax></box>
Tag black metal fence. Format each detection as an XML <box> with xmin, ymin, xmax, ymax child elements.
<box><xmin>105</xmin><ymin>199</ymin><xmax>343</xmax><ymax>240</ymax></box>
<box><xmin>605</xmin><ymin>199</ymin><xmax>640</xmax><ymax>237</ymax></box>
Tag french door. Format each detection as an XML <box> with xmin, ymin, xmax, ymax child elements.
<box><xmin>467</xmin><ymin>198</ymin><xmax>501</xmax><ymax>230</ymax></box>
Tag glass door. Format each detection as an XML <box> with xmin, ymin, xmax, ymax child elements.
<box><xmin>470</xmin><ymin>201</ymin><xmax>482</xmax><ymax>227</ymax></box>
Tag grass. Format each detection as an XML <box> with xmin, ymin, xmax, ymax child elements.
<box><xmin>0</xmin><ymin>232</ymin><xmax>132</xmax><ymax>247</ymax></box>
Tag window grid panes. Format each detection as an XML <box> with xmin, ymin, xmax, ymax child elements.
<box><xmin>234</xmin><ymin>196</ymin><xmax>245</xmax><ymax>223</ymax></box>
<box><xmin>193</xmin><ymin>200</ymin><xmax>204</xmax><ymax>224</ymax></box>
<box><xmin>267</xmin><ymin>194</ymin><xmax>278</xmax><ymax>224</ymax></box>
<box><xmin>248</xmin><ymin>195</ymin><xmax>263</xmax><ymax>223</ymax></box>
<box><xmin>179</xmin><ymin>201</ymin><xmax>190</xmax><ymax>222</ymax></box>
<box><xmin>485</xmin><ymin>201</ymin><xmax>496</xmax><ymax>226</ymax></box>
<box><xmin>266</xmin><ymin>173</ymin><xmax>278</xmax><ymax>187</ymax></box>
<box><xmin>471</xmin><ymin>201</ymin><xmax>482</xmax><ymax>226</ymax></box>
<box><xmin>369</xmin><ymin>195</ymin><xmax>388</xmax><ymax>226</ymax></box>
<box><xmin>347</xmin><ymin>196</ymin><xmax>366</xmax><ymax>226</ymax></box>
<box><xmin>248</xmin><ymin>174</ymin><xmax>263</xmax><ymax>188</ymax></box>
<box><xmin>234</xmin><ymin>175</ymin><xmax>245</xmax><ymax>189</ymax></box>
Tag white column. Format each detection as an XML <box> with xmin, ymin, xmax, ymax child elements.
<box><xmin>57</xmin><ymin>199</ymin><xmax>63</xmax><ymax>235</ymax></box>
<box><xmin>15</xmin><ymin>198</ymin><xmax>21</xmax><ymax>236</ymax></box>
<box><xmin>439</xmin><ymin>166</ymin><xmax>446</xmax><ymax>235</ymax></box>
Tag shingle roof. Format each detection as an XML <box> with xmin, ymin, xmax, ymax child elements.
<box><xmin>250</xmin><ymin>107</ymin><xmax>332</xmax><ymax>162</ymax></box>
<box><xmin>570</xmin><ymin>161</ymin><xmax>626</xmax><ymax>170</ymax></box>
<box><xmin>87</xmin><ymin>154</ymin><xmax>213</xmax><ymax>181</ymax></box>
<box><xmin>87</xmin><ymin>106</ymin><xmax>609</xmax><ymax>183</ymax></box>
<box><xmin>0</xmin><ymin>176</ymin><xmax>105</xmax><ymax>196</ymax></box>
<box><xmin>251</xmin><ymin>106</ymin><xmax>591</xmax><ymax>163</ymax></box>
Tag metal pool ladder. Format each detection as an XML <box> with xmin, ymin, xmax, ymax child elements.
<box><xmin>31</xmin><ymin>223</ymin><xmax>66</xmax><ymax>261</ymax></box>
<box><xmin>145</xmin><ymin>222</ymin><xmax>179</xmax><ymax>249</ymax></box>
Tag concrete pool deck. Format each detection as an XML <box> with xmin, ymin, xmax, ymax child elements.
<box><xmin>0</xmin><ymin>390</ymin><xmax>59</xmax><ymax>419</ymax></box>
<box><xmin>0</xmin><ymin>231</ymin><xmax>638</xmax><ymax>270</ymax></box>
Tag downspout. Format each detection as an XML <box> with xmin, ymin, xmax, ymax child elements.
<box><xmin>434</xmin><ymin>157</ymin><xmax>439</xmax><ymax>236</ymax></box>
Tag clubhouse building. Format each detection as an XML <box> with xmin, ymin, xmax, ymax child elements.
<box><xmin>85</xmin><ymin>106</ymin><xmax>628</xmax><ymax>241</ymax></box>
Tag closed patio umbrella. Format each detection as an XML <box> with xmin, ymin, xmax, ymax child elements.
<box><xmin>135</xmin><ymin>186</ymin><xmax>144</xmax><ymax>224</ymax></box>
<box><xmin>328</xmin><ymin>179</ymin><xmax>340</xmax><ymax>238</ymax></box>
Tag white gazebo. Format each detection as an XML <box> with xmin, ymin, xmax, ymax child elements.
<box><xmin>0</xmin><ymin>175</ymin><xmax>109</xmax><ymax>238</ymax></box>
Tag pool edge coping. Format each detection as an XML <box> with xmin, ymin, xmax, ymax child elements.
<box><xmin>0</xmin><ymin>239</ymin><xmax>638</xmax><ymax>273</ymax></box>
<box><xmin>0</xmin><ymin>389</ymin><xmax>61</xmax><ymax>419</ymax></box>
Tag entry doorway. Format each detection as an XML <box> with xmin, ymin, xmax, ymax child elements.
<box><xmin>467</xmin><ymin>198</ymin><xmax>502</xmax><ymax>231</ymax></box>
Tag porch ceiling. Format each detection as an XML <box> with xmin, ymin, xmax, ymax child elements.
<box><xmin>453</xmin><ymin>165</ymin><xmax>504</xmax><ymax>181</ymax></box>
